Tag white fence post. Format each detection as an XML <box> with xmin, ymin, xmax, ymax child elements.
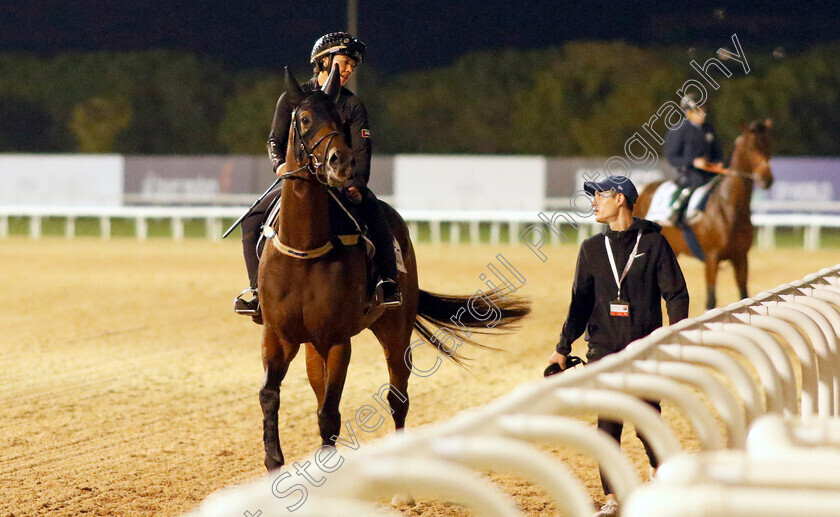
<box><xmin>430</xmin><ymin>220</ymin><xmax>441</xmax><ymax>244</ymax></box>
<box><xmin>66</xmin><ymin>216</ymin><xmax>75</xmax><ymax>238</ymax></box>
<box><xmin>135</xmin><ymin>216</ymin><xmax>147</xmax><ymax>240</ymax></box>
<box><xmin>172</xmin><ymin>217</ymin><xmax>184</xmax><ymax>241</ymax></box>
<box><xmin>29</xmin><ymin>215</ymin><xmax>41</xmax><ymax>239</ymax></box>
<box><xmin>100</xmin><ymin>216</ymin><xmax>111</xmax><ymax>240</ymax></box>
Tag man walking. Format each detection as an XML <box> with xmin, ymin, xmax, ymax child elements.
<box><xmin>548</xmin><ymin>176</ymin><xmax>689</xmax><ymax>517</ymax></box>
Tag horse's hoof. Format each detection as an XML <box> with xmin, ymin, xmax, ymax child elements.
<box><xmin>265</xmin><ymin>454</ymin><xmax>284</xmax><ymax>471</ymax></box>
<box><xmin>390</xmin><ymin>492</ymin><xmax>416</xmax><ymax>507</ymax></box>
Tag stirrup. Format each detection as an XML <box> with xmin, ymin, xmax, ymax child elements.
<box><xmin>234</xmin><ymin>287</ymin><xmax>260</xmax><ymax>315</ymax></box>
<box><xmin>376</xmin><ymin>279</ymin><xmax>402</xmax><ymax>308</ymax></box>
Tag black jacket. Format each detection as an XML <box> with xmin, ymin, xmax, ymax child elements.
<box><xmin>664</xmin><ymin>120</ymin><xmax>723</xmax><ymax>171</ymax></box>
<box><xmin>267</xmin><ymin>78</ymin><xmax>372</xmax><ymax>190</ymax></box>
<box><xmin>555</xmin><ymin>218</ymin><xmax>689</xmax><ymax>361</ymax></box>
<box><xmin>664</xmin><ymin>120</ymin><xmax>723</xmax><ymax>187</ymax></box>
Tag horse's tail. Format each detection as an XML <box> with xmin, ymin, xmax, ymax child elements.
<box><xmin>413</xmin><ymin>286</ymin><xmax>531</xmax><ymax>367</ymax></box>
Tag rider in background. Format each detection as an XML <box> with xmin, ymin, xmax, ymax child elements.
<box><xmin>663</xmin><ymin>92</ymin><xmax>724</xmax><ymax>226</ymax></box>
<box><xmin>234</xmin><ymin>32</ymin><xmax>402</xmax><ymax>319</ymax></box>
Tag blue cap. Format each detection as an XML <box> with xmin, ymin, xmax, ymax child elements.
<box><xmin>583</xmin><ymin>176</ymin><xmax>638</xmax><ymax>205</ymax></box>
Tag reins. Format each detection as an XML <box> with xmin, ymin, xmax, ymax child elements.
<box><xmin>264</xmin><ymin>98</ymin><xmax>367</xmax><ymax>260</ymax></box>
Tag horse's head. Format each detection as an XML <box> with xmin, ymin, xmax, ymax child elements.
<box><xmin>732</xmin><ymin>119</ymin><xmax>774</xmax><ymax>189</ymax></box>
<box><xmin>284</xmin><ymin>65</ymin><xmax>354</xmax><ymax>187</ymax></box>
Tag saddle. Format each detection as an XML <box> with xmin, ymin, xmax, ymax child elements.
<box><xmin>646</xmin><ymin>177</ymin><xmax>721</xmax><ymax>225</ymax></box>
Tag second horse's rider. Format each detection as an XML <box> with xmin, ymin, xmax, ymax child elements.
<box><xmin>234</xmin><ymin>32</ymin><xmax>402</xmax><ymax>318</ymax></box>
<box><xmin>663</xmin><ymin>92</ymin><xmax>724</xmax><ymax>226</ymax></box>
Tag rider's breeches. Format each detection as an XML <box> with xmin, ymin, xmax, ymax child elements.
<box><xmin>242</xmin><ymin>186</ymin><xmax>282</xmax><ymax>289</ymax></box>
<box><xmin>359</xmin><ymin>189</ymin><xmax>397</xmax><ymax>281</ymax></box>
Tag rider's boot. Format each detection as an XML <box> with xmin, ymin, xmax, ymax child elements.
<box><xmin>234</xmin><ymin>183</ymin><xmax>282</xmax><ymax>324</ymax></box>
<box><xmin>669</xmin><ymin>188</ymin><xmax>692</xmax><ymax>227</ymax></box>
<box><xmin>362</xmin><ymin>194</ymin><xmax>402</xmax><ymax>308</ymax></box>
<box><xmin>236</xmin><ymin>210</ymin><xmax>266</xmax><ymax>321</ymax></box>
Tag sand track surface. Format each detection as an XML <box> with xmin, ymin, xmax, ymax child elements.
<box><xmin>1</xmin><ymin>238</ymin><xmax>834</xmax><ymax>516</ymax></box>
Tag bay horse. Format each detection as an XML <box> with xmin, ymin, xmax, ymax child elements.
<box><xmin>634</xmin><ymin>120</ymin><xmax>774</xmax><ymax>310</ymax></box>
<box><xmin>256</xmin><ymin>66</ymin><xmax>530</xmax><ymax>470</ymax></box>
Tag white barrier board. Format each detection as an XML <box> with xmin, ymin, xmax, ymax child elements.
<box><xmin>394</xmin><ymin>155</ymin><xmax>546</xmax><ymax>211</ymax></box>
<box><xmin>0</xmin><ymin>154</ymin><xmax>124</xmax><ymax>207</ymax></box>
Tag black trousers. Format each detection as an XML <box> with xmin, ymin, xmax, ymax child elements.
<box><xmin>241</xmin><ymin>186</ymin><xmax>282</xmax><ymax>289</ymax></box>
<box><xmin>587</xmin><ymin>347</ymin><xmax>661</xmax><ymax>496</ymax></box>
<box><xmin>240</xmin><ymin>185</ymin><xmax>397</xmax><ymax>290</ymax></box>
<box><xmin>358</xmin><ymin>188</ymin><xmax>398</xmax><ymax>282</ymax></box>
<box><xmin>598</xmin><ymin>400</ymin><xmax>661</xmax><ymax>495</ymax></box>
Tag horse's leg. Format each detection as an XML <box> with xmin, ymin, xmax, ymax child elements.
<box><xmin>704</xmin><ymin>254</ymin><xmax>720</xmax><ymax>310</ymax></box>
<box><xmin>370</xmin><ymin>309</ymin><xmax>417</xmax><ymax>508</ymax></box>
<box><xmin>317</xmin><ymin>341</ymin><xmax>351</xmax><ymax>447</ymax></box>
<box><xmin>259</xmin><ymin>328</ymin><xmax>299</xmax><ymax>471</ymax></box>
<box><xmin>370</xmin><ymin>211</ymin><xmax>417</xmax><ymax>430</ymax></box>
<box><xmin>304</xmin><ymin>342</ymin><xmax>326</xmax><ymax>409</ymax></box>
<box><xmin>732</xmin><ymin>253</ymin><xmax>749</xmax><ymax>300</ymax></box>
<box><xmin>372</xmin><ymin>324</ymin><xmax>412</xmax><ymax>429</ymax></box>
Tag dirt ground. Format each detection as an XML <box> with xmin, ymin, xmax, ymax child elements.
<box><xmin>1</xmin><ymin>237</ymin><xmax>836</xmax><ymax>516</ymax></box>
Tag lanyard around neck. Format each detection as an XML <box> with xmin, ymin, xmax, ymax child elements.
<box><xmin>604</xmin><ymin>230</ymin><xmax>642</xmax><ymax>299</ymax></box>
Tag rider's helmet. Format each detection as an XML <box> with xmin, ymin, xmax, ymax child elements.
<box><xmin>680</xmin><ymin>91</ymin><xmax>703</xmax><ymax>112</ymax></box>
<box><xmin>310</xmin><ymin>32</ymin><xmax>367</xmax><ymax>72</ymax></box>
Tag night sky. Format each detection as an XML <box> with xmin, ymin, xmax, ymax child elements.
<box><xmin>2</xmin><ymin>1</ymin><xmax>839</xmax><ymax>74</ymax></box>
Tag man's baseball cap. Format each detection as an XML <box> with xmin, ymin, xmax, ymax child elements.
<box><xmin>583</xmin><ymin>176</ymin><xmax>638</xmax><ymax>205</ymax></box>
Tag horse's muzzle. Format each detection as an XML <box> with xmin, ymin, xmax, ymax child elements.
<box><xmin>325</xmin><ymin>148</ymin><xmax>353</xmax><ymax>186</ymax></box>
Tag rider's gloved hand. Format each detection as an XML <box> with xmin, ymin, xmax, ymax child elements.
<box><xmin>346</xmin><ymin>187</ymin><xmax>362</xmax><ymax>203</ymax></box>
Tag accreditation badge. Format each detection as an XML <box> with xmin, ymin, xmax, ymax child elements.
<box><xmin>610</xmin><ymin>298</ymin><xmax>630</xmax><ymax>317</ymax></box>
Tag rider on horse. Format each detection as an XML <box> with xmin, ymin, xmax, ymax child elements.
<box><xmin>663</xmin><ymin>92</ymin><xmax>724</xmax><ymax>226</ymax></box>
<box><xmin>235</xmin><ymin>32</ymin><xmax>402</xmax><ymax>318</ymax></box>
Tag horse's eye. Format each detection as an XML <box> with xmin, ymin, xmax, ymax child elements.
<box><xmin>301</xmin><ymin>116</ymin><xmax>310</xmax><ymax>125</ymax></box>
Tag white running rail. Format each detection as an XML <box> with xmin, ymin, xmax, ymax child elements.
<box><xmin>2</xmin><ymin>206</ymin><xmax>840</xmax><ymax>249</ymax></box>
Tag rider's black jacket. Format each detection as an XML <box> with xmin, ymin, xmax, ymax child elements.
<box><xmin>664</xmin><ymin>120</ymin><xmax>723</xmax><ymax>186</ymax></box>
<box><xmin>267</xmin><ymin>77</ymin><xmax>372</xmax><ymax>190</ymax></box>
<box><xmin>555</xmin><ymin>218</ymin><xmax>689</xmax><ymax>361</ymax></box>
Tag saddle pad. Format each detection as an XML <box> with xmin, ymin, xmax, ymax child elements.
<box><xmin>646</xmin><ymin>182</ymin><xmax>678</xmax><ymax>222</ymax></box>
<box><xmin>646</xmin><ymin>180</ymin><xmax>716</xmax><ymax>223</ymax></box>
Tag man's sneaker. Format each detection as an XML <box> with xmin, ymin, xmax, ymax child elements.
<box><xmin>378</xmin><ymin>279</ymin><xmax>402</xmax><ymax>308</ymax></box>
<box><xmin>234</xmin><ymin>288</ymin><xmax>260</xmax><ymax>315</ymax></box>
<box><xmin>594</xmin><ymin>499</ymin><xmax>619</xmax><ymax>517</ymax></box>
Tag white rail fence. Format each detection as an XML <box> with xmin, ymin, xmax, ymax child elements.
<box><xmin>189</xmin><ymin>264</ymin><xmax>840</xmax><ymax>516</ymax></box>
<box><xmin>2</xmin><ymin>203</ymin><xmax>840</xmax><ymax>249</ymax></box>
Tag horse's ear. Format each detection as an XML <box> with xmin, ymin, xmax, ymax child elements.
<box><xmin>765</xmin><ymin>118</ymin><xmax>773</xmax><ymax>129</ymax></box>
<box><xmin>322</xmin><ymin>63</ymin><xmax>341</xmax><ymax>103</ymax></box>
<box><xmin>285</xmin><ymin>67</ymin><xmax>304</xmax><ymax>105</ymax></box>
<box><xmin>739</xmin><ymin>120</ymin><xmax>748</xmax><ymax>133</ymax></box>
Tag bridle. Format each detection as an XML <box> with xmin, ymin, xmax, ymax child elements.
<box><xmin>728</xmin><ymin>133</ymin><xmax>772</xmax><ymax>185</ymax></box>
<box><xmin>278</xmin><ymin>102</ymin><xmax>341</xmax><ymax>185</ymax></box>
